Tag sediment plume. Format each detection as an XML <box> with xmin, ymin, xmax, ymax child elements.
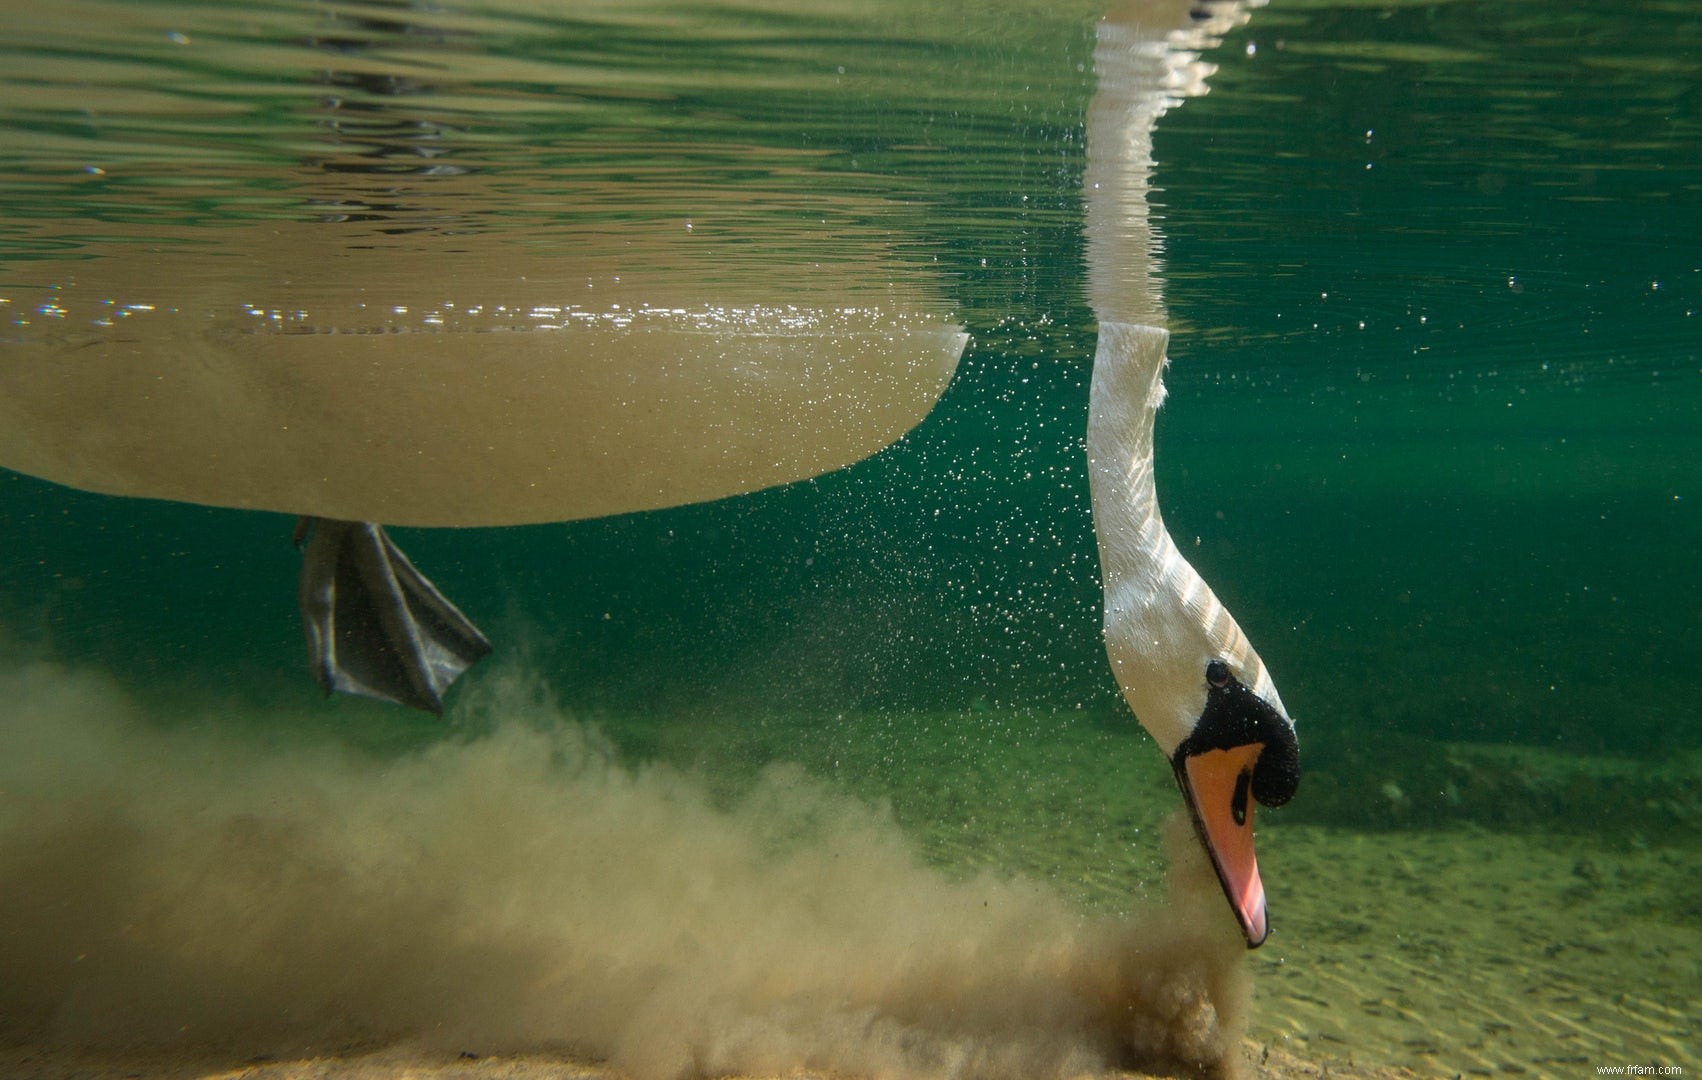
<box><xmin>0</xmin><ymin>658</ymin><xmax>1247</xmax><ymax>1078</ymax></box>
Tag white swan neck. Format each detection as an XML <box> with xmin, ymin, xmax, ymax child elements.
<box><xmin>1087</xmin><ymin>322</ymin><xmax>1284</xmax><ymax>753</ymax></box>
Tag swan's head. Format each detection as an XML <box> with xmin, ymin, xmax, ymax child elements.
<box><xmin>1170</xmin><ymin>656</ymin><xmax>1299</xmax><ymax>948</ymax></box>
<box><xmin>1103</xmin><ymin>581</ymin><xmax>1300</xmax><ymax>947</ymax></box>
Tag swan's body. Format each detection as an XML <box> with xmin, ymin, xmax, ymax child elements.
<box><xmin>1087</xmin><ymin>3</ymin><xmax>1300</xmax><ymax>946</ymax></box>
<box><xmin>0</xmin><ymin>230</ymin><xmax>964</xmax><ymax>529</ymax></box>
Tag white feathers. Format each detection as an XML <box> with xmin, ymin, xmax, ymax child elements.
<box><xmin>1084</xmin><ymin>8</ymin><xmax>1287</xmax><ymax>757</ymax></box>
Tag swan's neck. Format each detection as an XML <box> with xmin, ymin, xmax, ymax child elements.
<box><xmin>1087</xmin><ymin>322</ymin><xmax>1283</xmax><ymax>756</ymax></box>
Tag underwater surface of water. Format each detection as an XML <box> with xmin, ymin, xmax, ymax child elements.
<box><xmin>1</xmin><ymin>1</ymin><xmax>1698</xmax><ymax>1077</ymax></box>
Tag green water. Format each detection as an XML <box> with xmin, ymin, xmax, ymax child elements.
<box><xmin>1</xmin><ymin>0</ymin><xmax>1698</xmax><ymax>1076</ymax></box>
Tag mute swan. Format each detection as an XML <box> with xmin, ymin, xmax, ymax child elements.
<box><xmin>1087</xmin><ymin>1</ymin><xmax>1301</xmax><ymax>946</ymax></box>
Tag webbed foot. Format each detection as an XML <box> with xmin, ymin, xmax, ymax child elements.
<box><xmin>296</xmin><ymin>517</ymin><xmax>492</xmax><ymax>714</ymax></box>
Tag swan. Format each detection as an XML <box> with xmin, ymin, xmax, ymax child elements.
<box><xmin>1086</xmin><ymin>1</ymin><xmax>1301</xmax><ymax>947</ymax></box>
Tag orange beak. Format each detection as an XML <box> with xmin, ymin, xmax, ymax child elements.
<box><xmin>1177</xmin><ymin>743</ymin><xmax>1268</xmax><ymax>947</ymax></box>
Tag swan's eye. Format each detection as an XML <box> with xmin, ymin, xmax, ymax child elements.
<box><xmin>1205</xmin><ymin>659</ymin><xmax>1231</xmax><ymax>688</ymax></box>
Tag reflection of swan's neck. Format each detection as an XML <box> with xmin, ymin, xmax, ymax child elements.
<box><xmin>1087</xmin><ymin>322</ymin><xmax>1283</xmax><ymax>756</ymax></box>
<box><xmin>1085</xmin><ymin>11</ymin><xmax>1238</xmax><ymax>327</ymax></box>
<box><xmin>1083</xmin><ymin>22</ymin><xmax>1168</xmax><ymax>328</ymax></box>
